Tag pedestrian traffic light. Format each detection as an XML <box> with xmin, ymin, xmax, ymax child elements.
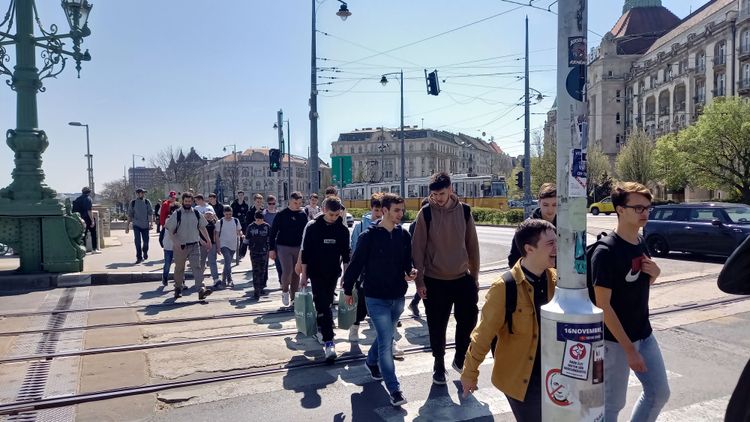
<box><xmin>425</xmin><ymin>69</ymin><xmax>440</xmax><ymax>96</ymax></box>
<box><xmin>516</xmin><ymin>171</ymin><xmax>523</xmax><ymax>189</ymax></box>
<box><xmin>269</xmin><ymin>148</ymin><xmax>281</xmax><ymax>172</ymax></box>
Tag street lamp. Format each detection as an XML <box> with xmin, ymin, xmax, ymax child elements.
<box><xmin>274</xmin><ymin>119</ymin><xmax>292</xmax><ymax>201</ymax></box>
<box><xmin>380</xmin><ymin>70</ymin><xmax>406</xmax><ymax>197</ymax></box>
<box><xmin>310</xmin><ymin>0</ymin><xmax>351</xmax><ymax>195</ymax></box>
<box><xmin>69</xmin><ymin>121</ymin><xmax>93</xmax><ymax>196</ymax></box>
<box><xmin>131</xmin><ymin>154</ymin><xmax>145</xmax><ymax>192</ymax></box>
<box><xmin>0</xmin><ymin>0</ymin><xmax>94</xmax><ymax>273</ymax></box>
<box><xmin>222</xmin><ymin>144</ymin><xmax>238</xmax><ymax>196</ymax></box>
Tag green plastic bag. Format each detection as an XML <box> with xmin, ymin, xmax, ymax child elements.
<box><xmin>337</xmin><ymin>287</ymin><xmax>358</xmax><ymax>330</ymax></box>
<box><xmin>295</xmin><ymin>287</ymin><xmax>317</xmax><ymax>336</ymax></box>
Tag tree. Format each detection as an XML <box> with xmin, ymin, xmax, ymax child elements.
<box><xmin>586</xmin><ymin>143</ymin><xmax>612</xmax><ymax>201</ymax></box>
<box><xmin>652</xmin><ymin>132</ymin><xmax>691</xmax><ymax>192</ymax></box>
<box><xmin>670</xmin><ymin>98</ymin><xmax>750</xmax><ymax>203</ymax></box>
<box><xmin>507</xmin><ymin>166</ymin><xmax>524</xmax><ymax>200</ymax></box>
<box><xmin>531</xmin><ymin>134</ymin><xmax>556</xmax><ymax>194</ymax></box>
<box><xmin>99</xmin><ymin>177</ymin><xmax>130</xmax><ymax>212</ymax></box>
<box><xmin>615</xmin><ymin>129</ymin><xmax>654</xmax><ymax>185</ymax></box>
<box><xmin>149</xmin><ymin>146</ymin><xmax>205</xmax><ymax>193</ymax></box>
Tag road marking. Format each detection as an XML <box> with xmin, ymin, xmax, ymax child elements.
<box><xmin>656</xmin><ymin>396</ymin><xmax>729</xmax><ymax>421</ymax></box>
<box><xmin>373</xmin><ymin>387</ymin><xmax>512</xmax><ymax>422</ymax></box>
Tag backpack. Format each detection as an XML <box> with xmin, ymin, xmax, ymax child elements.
<box><xmin>174</xmin><ymin>208</ymin><xmax>201</xmax><ymax>235</ymax></box>
<box><xmin>421</xmin><ymin>202</ymin><xmax>472</xmax><ymax>233</ymax></box>
<box><xmin>72</xmin><ymin>196</ymin><xmax>83</xmax><ymax>215</ymax></box>
<box><xmin>130</xmin><ymin>199</ymin><xmax>152</xmax><ymax>212</ymax></box>
<box><xmin>219</xmin><ymin>217</ymin><xmax>239</xmax><ymax>232</ymax></box>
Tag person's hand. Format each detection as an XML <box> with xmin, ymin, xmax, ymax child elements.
<box><xmin>269</xmin><ymin>251</ymin><xmax>276</xmax><ymax>261</ymax></box>
<box><xmin>125</xmin><ymin>224</ymin><xmax>129</xmax><ymax>234</ymax></box>
<box><xmin>405</xmin><ymin>269</ymin><xmax>418</xmax><ymax>282</ymax></box>
<box><xmin>641</xmin><ymin>257</ymin><xmax>660</xmax><ymax>284</ymax></box>
<box><xmin>461</xmin><ymin>377</ymin><xmax>478</xmax><ymax>398</ymax></box>
<box><xmin>418</xmin><ymin>287</ymin><xmax>427</xmax><ymax>299</ymax></box>
<box><xmin>345</xmin><ymin>294</ymin><xmax>354</xmax><ymax>306</ymax></box>
<box><xmin>299</xmin><ymin>274</ymin><xmax>309</xmax><ymax>288</ymax></box>
<box><xmin>204</xmin><ymin>241</ymin><xmax>212</xmax><ymax>251</ymax></box>
<box><xmin>295</xmin><ymin>261</ymin><xmax>302</xmax><ymax>275</ymax></box>
<box><xmin>89</xmin><ymin>221</ymin><xmax>96</xmax><ymax>228</ymax></box>
<box><xmin>149</xmin><ymin>223</ymin><xmax>153</xmax><ymax>230</ymax></box>
<box><xmin>626</xmin><ymin>349</ymin><xmax>648</xmax><ymax>373</ymax></box>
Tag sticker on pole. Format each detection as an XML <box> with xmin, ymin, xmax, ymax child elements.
<box><xmin>569</xmin><ymin>148</ymin><xmax>587</xmax><ymax>197</ymax></box>
<box><xmin>592</xmin><ymin>344</ymin><xmax>604</xmax><ymax>385</ymax></box>
<box><xmin>557</xmin><ymin>322</ymin><xmax>603</xmax><ymax>343</ymax></box>
<box><xmin>561</xmin><ymin>340</ymin><xmax>592</xmax><ymax>380</ymax></box>
<box><xmin>545</xmin><ymin>369</ymin><xmax>573</xmax><ymax>407</ymax></box>
<box><xmin>568</xmin><ymin>37</ymin><xmax>587</xmax><ymax>66</ymax></box>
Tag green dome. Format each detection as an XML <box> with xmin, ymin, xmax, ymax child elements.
<box><xmin>623</xmin><ymin>0</ymin><xmax>663</xmax><ymax>14</ymax></box>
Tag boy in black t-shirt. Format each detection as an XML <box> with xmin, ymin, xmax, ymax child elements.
<box><xmin>246</xmin><ymin>211</ymin><xmax>271</xmax><ymax>299</ymax></box>
<box><xmin>592</xmin><ymin>182</ymin><xmax>670</xmax><ymax>422</ymax></box>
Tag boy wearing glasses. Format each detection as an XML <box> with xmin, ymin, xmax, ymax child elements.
<box><xmin>592</xmin><ymin>182</ymin><xmax>670</xmax><ymax>422</ymax></box>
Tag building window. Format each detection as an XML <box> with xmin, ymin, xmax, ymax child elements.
<box><xmin>616</xmin><ymin>90</ymin><xmax>622</xmax><ymax>102</ymax></box>
<box><xmin>616</xmin><ymin>134</ymin><xmax>621</xmax><ymax>145</ymax></box>
<box><xmin>696</xmin><ymin>51</ymin><xmax>706</xmax><ymax>72</ymax></box>
<box><xmin>615</xmin><ymin>113</ymin><xmax>621</xmax><ymax>125</ymax></box>
<box><xmin>665</xmin><ymin>65</ymin><xmax>673</xmax><ymax>81</ymax></box>
<box><xmin>743</xmin><ymin>30</ymin><xmax>750</xmax><ymax>54</ymax></box>
<box><xmin>743</xmin><ymin>63</ymin><xmax>750</xmax><ymax>88</ymax></box>
<box><xmin>715</xmin><ymin>72</ymin><xmax>726</xmax><ymax>96</ymax></box>
<box><xmin>696</xmin><ymin>79</ymin><xmax>706</xmax><ymax>103</ymax></box>
<box><xmin>715</xmin><ymin>41</ymin><xmax>726</xmax><ymax>65</ymax></box>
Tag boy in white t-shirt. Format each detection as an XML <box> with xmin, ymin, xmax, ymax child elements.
<box><xmin>215</xmin><ymin>205</ymin><xmax>242</xmax><ymax>287</ymax></box>
<box><xmin>161</xmin><ymin>203</ymin><xmax>179</xmax><ymax>286</ymax></box>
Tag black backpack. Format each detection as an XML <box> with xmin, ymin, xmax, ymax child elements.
<box><xmin>72</xmin><ymin>196</ymin><xmax>83</xmax><ymax>215</ymax></box>
<box><xmin>421</xmin><ymin>203</ymin><xmax>471</xmax><ymax>233</ymax></box>
<box><xmin>173</xmin><ymin>208</ymin><xmax>201</xmax><ymax>235</ymax></box>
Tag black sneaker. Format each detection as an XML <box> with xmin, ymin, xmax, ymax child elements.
<box><xmin>433</xmin><ymin>360</ymin><xmax>447</xmax><ymax>385</ymax></box>
<box><xmin>143</xmin><ymin>252</ymin><xmax>148</xmax><ymax>260</ymax></box>
<box><xmin>366</xmin><ymin>363</ymin><xmax>383</xmax><ymax>381</ymax></box>
<box><xmin>396</xmin><ymin>320</ymin><xmax>403</xmax><ymax>328</ymax></box>
<box><xmin>174</xmin><ymin>290</ymin><xmax>182</xmax><ymax>299</ymax></box>
<box><xmin>452</xmin><ymin>358</ymin><xmax>464</xmax><ymax>373</ymax></box>
<box><xmin>408</xmin><ymin>301</ymin><xmax>421</xmax><ymax>317</ymax></box>
<box><xmin>135</xmin><ymin>258</ymin><xmax>143</xmax><ymax>264</ymax></box>
<box><xmin>389</xmin><ymin>390</ymin><xmax>407</xmax><ymax>407</ymax></box>
<box><xmin>161</xmin><ymin>279</ymin><xmax>168</xmax><ymax>287</ymax></box>
<box><xmin>198</xmin><ymin>287</ymin><xmax>213</xmax><ymax>301</ymax></box>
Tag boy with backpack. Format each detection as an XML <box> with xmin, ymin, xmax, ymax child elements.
<box><xmin>216</xmin><ymin>205</ymin><xmax>243</xmax><ymax>288</ymax></box>
<box><xmin>161</xmin><ymin>203</ymin><xmax>179</xmax><ymax>286</ymax></box>
<box><xmin>461</xmin><ymin>219</ymin><xmax>557</xmax><ymax>421</ymax></box>
<box><xmin>591</xmin><ymin>182</ymin><xmax>669</xmax><ymax>421</ymax></box>
<box><xmin>246</xmin><ymin>210</ymin><xmax>271</xmax><ymax>299</ymax></box>
<box><xmin>126</xmin><ymin>188</ymin><xmax>153</xmax><ymax>264</ymax></box>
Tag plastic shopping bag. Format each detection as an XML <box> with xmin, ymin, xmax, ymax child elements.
<box><xmin>337</xmin><ymin>287</ymin><xmax>358</xmax><ymax>330</ymax></box>
<box><xmin>294</xmin><ymin>287</ymin><xmax>317</xmax><ymax>336</ymax></box>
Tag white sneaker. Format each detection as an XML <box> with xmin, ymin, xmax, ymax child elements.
<box><xmin>282</xmin><ymin>292</ymin><xmax>290</xmax><ymax>306</ymax></box>
<box><xmin>349</xmin><ymin>324</ymin><xmax>360</xmax><ymax>342</ymax></box>
<box><xmin>392</xmin><ymin>340</ymin><xmax>404</xmax><ymax>357</ymax></box>
<box><xmin>324</xmin><ymin>341</ymin><xmax>336</xmax><ymax>361</ymax></box>
<box><xmin>92</xmin><ymin>249</ymin><xmax>102</xmax><ymax>254</ymax></box>
<box><xmin>315</xmin><ymin>332</ymin><xmax>325</xmax><ymax>345</ymax></box>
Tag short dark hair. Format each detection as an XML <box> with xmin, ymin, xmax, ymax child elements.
<box><xmin>223</xmin><ymin>205</ymin><xmax>232</xmax><ymax>213</ymax></box>
<box><xmin>514</xmin><ymin>219</ymin><xmax>556</xmax><ymax>257</ymax></box>
<box><xmin>323</xmin><ymin>196</ymin><xmax>343</xmax><ymax>212</ymax></box>
<box><xmin>611</xmin><ymin>182</ymin><xmax>652</xmax><ymax>209</ymax></box>
<box><xmin>325</xmin><ymin>186</ymin><xmax>338</xmax><ymax>196</ymax></box>
<box><xmin>538</xmin><ymin>183</ymin><xmax>556</xmax><ymax>200</ymax></box>
<box><xmin>194</xmin><ymin>194</ymin><xmax>204</xmax><ymax>200</ymax></box>
<box><xmin>266</xmin><ymin>195</ymin><xmax>276</xmax><ymax>203</ymax></box>
<box><xmin>254</xmin><ymin>211</ymin><xmax>264</xmax><ymax>220</ymax></box>
<box><xmin>370</xmin><ymin>193</ymin><xmax>383</xmax><ymax>209</ymax></box>
<box><xmin>182</xmin><ymin>192</ymin><xmax>193</xmax><ymax>201</ymax></box>
<box><xmin>310</xmin><ymin>193</ymin><xmax>319</xmax><ymax>199</ymax></box>
<box><xmin>208</xmin><ymin>193</ymin><xmax>217</xmax><ymax>198</ymax></box>
<box><xmin>381</xmin><ymin>193</ymin><xmax>404</xmax><ymax>210</ymax></box>
<box><xmin>237</xmin><ymin>190</ymin><xmax>245</xmax><ymax>195</ymax></box>
<box><xmin>290</xmin><ymin>191</ymin><xmax>303</xmax><ymax>200</ymax></box>
<box><xmin>429</xmin><ymin>172</ymin><xmax>451</xmax><ymax>191</ymax></box>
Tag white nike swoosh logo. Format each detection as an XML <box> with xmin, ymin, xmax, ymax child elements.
<box><xmin>625</xmin><ymin>270</ymin><xmax>641</xmax><ymax>283</ymax></box>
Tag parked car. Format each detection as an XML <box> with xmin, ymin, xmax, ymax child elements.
<box><xmin>345</xmin><ymin>212</ymin><xmax>354</xmax><ymax>227</ymax></box>
<box><xmin>589</xmin><ymin>197</ymin><xmax>615</xmax><ymax>215</ymax></box>
<box><xmin>644</xmin><ymin>202</ymin><xmax>750</xmax><ymax>257</ymax></box>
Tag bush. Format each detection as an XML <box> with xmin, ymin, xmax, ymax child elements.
<box><xmin>471</xmin><ymin>207</ymin><xmax>524</xmax><ymax>225</ymax></box>
<box><xmin>348</xmin><ymin>208</ymin><xmax>417</xmax><ymax>222</ymax></box>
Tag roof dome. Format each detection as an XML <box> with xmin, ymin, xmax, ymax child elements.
<box><xmin>623</xmin><ymin>0</ymin><xmax>664</xmax><ymax>14</ymax></box>
<box><xmin>611</xmin><ymin>1</ymin><xmax>680</xmax><ymax>55</ymax></box>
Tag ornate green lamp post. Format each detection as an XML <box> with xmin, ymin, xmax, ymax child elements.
<box><xmin>0</xmin><ymin>0</ymin><xmax>93</xmax><ymax>273</ymax></box>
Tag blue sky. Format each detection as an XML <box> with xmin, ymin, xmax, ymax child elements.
<box><xmin>0</xmin><ymin>0</ymin><xmax>697</xmax><ymax>193</ymax></box>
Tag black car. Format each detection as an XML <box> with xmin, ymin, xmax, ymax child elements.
<box><xmin>644</xmin><ymin>202</ymin><xmax>750</xmax><ymax>257</ymax></box>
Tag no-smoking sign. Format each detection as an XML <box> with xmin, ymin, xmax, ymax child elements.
<box><xmin>561</xmin><ymin>340</ymin><xmax>592</xmax><ymax>380</ymax></box>
<box><xmin>569</xmin><ymin>343</ymin><xmax>587</xmax><ymax>360</ymax></box>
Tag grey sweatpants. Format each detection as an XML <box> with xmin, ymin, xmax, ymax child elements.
<box><xmin>173</xmin><ymin>243</ymin><xmax>205</xmax><ymax>290</ymax></box>
<box><xmin>276</xmin><ymin>245</ymin><xmax>300</xmax><ymax>299</ymax></box>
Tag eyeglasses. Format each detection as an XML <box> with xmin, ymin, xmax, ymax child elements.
<box><xmin>622</xmin><ymin>205</ymin><xmax>652</xmax><ymax>214</ymax></box>
<box><xmin>268</xmin><ymin>202</ymin><xmax>276</xmax><ymax>205</ymax></box>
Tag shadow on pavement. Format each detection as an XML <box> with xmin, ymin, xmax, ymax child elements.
<box><xmin>282</xmin><ymin>336</ymin><xmax>338</xmax><ymax>409</ymax></box>
<box><xmin>105</xmin><ymin>262</ymin><xmax>139</xmax><ymax>269</ymax></box>
<box><xmin>139</xmin><ymin>285</ymin><xmax>168</xmax><ymax>301</ymax></box>
<box><xmin>253</xmin><ymin>312</ymin><xmax>294</xmax><ymax>330</ymax></box>
<box><xmin>411</xmin><ymin>381</ymin><xmax>491</xmax><ymax>421</ymax></box>
<box><xmin>403</xmin><ymin>318</ymin><xmax>430</xmax><ymax>347</ymax></box>
<box><xmin>660</xmin><ymin>253</ymin><xmax>727</xmax><ymax>264</ymax></box>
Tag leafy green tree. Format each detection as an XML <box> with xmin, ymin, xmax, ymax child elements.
<box><xmin>652</xmin><ymin>132</ymin><xmax>691</xmax><ymax>192</ymax></box>
<box><xmin>531</xmin><ymin>136</ymin><xmax>556</xmax><ymax>194</ymax></box>
<box><xmin>616</xmin><ymin>129</ymin><xmax>654</xmax><ymax>185</ymax></box>
<box><xmin>507</xmin><ymin>166</ymin><xmax>524</xmax><ymax>200</ymax></box>
<box><xmin>586</xmin><ymin>143</ymin><xmax>610</xmax><ymax>188</ymax></box>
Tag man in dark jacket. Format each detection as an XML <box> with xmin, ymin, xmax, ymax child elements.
<box><xmin>73</xmin><ymin>187</ymin><xmax>99</xmax><ymax>253</ymax></box>
<box><xmin>343</xmin><ymin>193</ymin><xmax>417</xmax><ymax>407</ymax></box>
<box><xmin>300</xmin><ymin>196</ymin><xmax>351</xmax><ymax>362</ymax></box>
<box><xmin>507</xmin><ymin>183</ymin><xmax>557</xmax><ymax>267</ymax></box>
<box><xmin>231</xmin><ymin>191</ymin><xmax>250</xmax><ymax>260</ymax></box>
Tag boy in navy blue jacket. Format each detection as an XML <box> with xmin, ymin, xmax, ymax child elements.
<box><xmin>343</xmin><ymin>193</ymin><xmax>417</xmax><ymax>407</ymax></box>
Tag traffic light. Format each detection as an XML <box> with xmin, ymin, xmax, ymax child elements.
<box><xmin>516</xmin><ymin>171</ymin><xmax>524</xmax><ymax>189</ymax></box>
<box><xmin>269</xmin><ymin>148</ymin><xmax>281</xmax><ymax>172</ymax></box>
<box><xmin>425</xmin><ymin>69</ymin><xmax>440</xmax><ymax>96</ymax></box>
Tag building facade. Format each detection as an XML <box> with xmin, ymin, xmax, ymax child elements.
<box><xmin>128</xmin><ymin>167</ymin><xmax>163</xmax><ymax>191</ymax></box>
<box><xmin>330</xmin><ymin>127</ymin><xmax>503</xmax><ymax>190</ymax></box>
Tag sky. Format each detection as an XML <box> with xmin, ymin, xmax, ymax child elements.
<box><xmin>0</xmin><ymin>0</ymin><xmax>698</xmax><ymax>193</ymax></box>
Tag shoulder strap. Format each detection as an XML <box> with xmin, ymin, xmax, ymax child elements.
<box><xmin>174</xmin><ymin>209</ymin><xmax>182</xmax><ymax>235</ymax></box>
<box><xmin>422</xmin><ymin>205</ymin><xmax>432</xmax><ymax>233</ymax></box>
<box><xmin>462</xmin><ymin>203</ymin><xmax>471</xmax><ymax>221</ymax></box>
<box><xmin>130</xmin><ymin>199</ymin><xmax>136</xmax><ymax>209</ymax></box>
<box><xmin>234</xmin><ymin>217</ymin><xmax>239</xmax><ymax>227</ymax></box>
<box><xmin>502</xmin><ymin>272</ymin><xmax>517</xmax><ymax>334</ymax></box>
<box><xmin>194</xmin><ymin>209</ymin><xmax>201</xmax><ymax>229</ymax></box>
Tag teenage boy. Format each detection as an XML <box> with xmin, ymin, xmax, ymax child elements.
<box><xmin>508</xmin><ymin>183</ymin><xmax>557</xmax><ymax>267</ymax></box>
<box><xmin>411</xmin><ymin>172</ymin><xmax>480</xmax><ymax>384</ymax></box>
<box><xmin>249</xmin><ymin>193</ymin><xmax>264</xmax><ymax>218</ymax></box>
<box><xmin>199</xmin><ymin>210</ymin><xmax>220</xmax><ymax>286</ymax></box>
<box><xmin>304</xmin><ymin>193</ymin><xmax>321</xmax><ymax>220</ymax></box>
<box><xmin>194</xmin><ymin>194</ymin><xmax>215</xmax><ymax>215</ymax></box>
<box><xmin>407</xmin><ymin>197</ymin><xmax>430</xmax><ymax>317</ymax></box>
<box><xmin>231</xmin><ymin>191</ymin><xmax>250</xmax><ymax>260</ymax></box>
<box><xmin>300</xmin><ymin>197</ymin><xmax>351</xmax><ymax>361</ymax></box>
<box><xmin>343</xmin><ymin>193</ymin><xmax>417</xmax><ymax>407</ymax></box>
<box><xmin>246</xmin><ymin>211</ymin><xmax>271</xmax><ymax>299</ymax></box>
<box><xmin>269</xmin><ymin>191</ymin><xmax>308</xmax><ymax>306</ymax></box>
<box><xmin>159</xmin><ymin>191</ymin><xmax>177</xmax><ymax>247</ymax></box>
<box><xmin>592</xmin><ymin>182</ymin><xmax>670</xmax><ymax>422</ymax></box>
<box><xmin>348</xmin><ymin>193</ymin><xmax>383</xmax><ymax>342</ymax></box>
<box><xmin>216</xmin><ymin>206</ymin><xmax>242</xmax><ymax>287</ymax></box>
<box><xmin>126</xmin><ymin>188</ymin><xmax>153</xmax><ymax>263</ymax></box>
<box><xmin>161</xmin><ymin>203</ymin><xmax>179</xmax><ymax>286</ymax></box>
<box><xmin>263</xmin><ymin>195</ymin><xmax>281</xmax><ymax>286</ymax></box>
<box><xmin>461</xmin><ymin>219</ymin><xmax>557</xmax><ymax>421</ymax></box>
<box><xmin>207</xmin><ymin>193</ymin><xmax>223</xmax><ymax>219</ymax></box>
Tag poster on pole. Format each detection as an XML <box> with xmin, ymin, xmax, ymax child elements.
<box><xmin>569</xmin><ymin>149</ymin><xmax>587</xmax><ymax>197</ymax></box>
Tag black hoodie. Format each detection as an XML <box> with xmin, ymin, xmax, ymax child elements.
<box><xmin>507</xmin><ymin>207</ymin><xmax>557</xmax><ymax>268</ymax></box>
<box><xmin>300</xmin><ymin>215</ymin><xmax>351</xmax><ymax>280</ymax></box>
<box><xmin>343</xmin><ymin>221</ymin><xmax>412</xmax><ymax>300</ymax></box>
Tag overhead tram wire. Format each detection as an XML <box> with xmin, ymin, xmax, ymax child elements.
<box><xmin>497</xmin><ymin>0</ymin><xmax>604</xmax><ymax>37</ymax></box>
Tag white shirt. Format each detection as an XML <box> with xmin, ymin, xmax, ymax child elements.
<box><xmin>163</xmin><ymin>229</ymin><xmax>174</xmax><ymax>251</ymax></box>
<box><xmin>218</xmin><ymin>217</ymin><xmax>240</xmax><ymax>251</ymax></box>
<box><xmin>195</xmin><ymin>204</ymin><xmax>215</xmax><ymax>215</ymax></box>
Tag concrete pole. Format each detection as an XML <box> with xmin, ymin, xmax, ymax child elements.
<box><xmin>309</xmin><ymin>0</ymin><xmax>320</xmax><ymax>196</ymax></box>
<box><xmin>277</xmin><ymin>109</ymin><xmax>284</xmax><ymax>201</ymax></box>
<box><xmin>85</xmin><ymin>124</ymin><xmax>94</xmax><ymax>196</ymax></box>
<box><xmin>523</xmin><ymin>16</ymin><xmax>533</xmax><ymax>218</ymax></box>
<box><xmin>287</xmin><ymin>120</ymin><xmax>292</xmax><ymax>199</ymax></box>
<box><xmin>540</xmin><ymin>1</ymin><xmax>604</xmax><ymax>420</ymax></box>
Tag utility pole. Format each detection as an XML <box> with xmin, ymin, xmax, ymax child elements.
<box><xmin>309</xmin><ymin>0</ymin><xmax>319</xmax><ymax>196</ymax></box>
<box><xmin>523</xmin><ymin>16</ymin><xmax>533</xmax><ymax>219</ymax></box>
<box><xmin>540</xmin><ymin>1</ymin><xmax>604</xmax><ymax>421</ymax></box>
<box><xmin>277</xmin><ymin>109</ymin><xmax>284</xmax><ymax>202</ymax></box>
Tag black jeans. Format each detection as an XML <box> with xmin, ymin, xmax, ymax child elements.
<box><xmin>354</xmin><ymin>280</ymin><xmax>368</xmax><ymax>324</ymax></box>
<box><xmin>159</xmin><ymin>227</ymin><xmax>165</xmax><ymax>248</ymax></box>
<box><xmin>311</xmin><ymin>276</ymin><xmax>338</xmax><ymax>342</ymax></box>
<box><xmin>424</xmin><ymin>274</ymin><xmax>479</xmax><ymax>364</ymax></box>
<box><xmin>133</xmin><ymin>226</ymin><xmax>149</xmax><ymax>260</ymax></box>
<box><xmin>250</xmin><ymin>252</ymin><xmax>268</xmax><ymax>291</ymax></box>
<box><xmin>237</xmin><ymin>223</ymin><xmax>248</xmax><ymax>259</ymax></box>
<box><xmin>505</xmin><ymin>366</ymin><xmax>542</xmax><ymax>422</ymax></box>
<box><xmin>83</xmin><ymin>219</ymin><xmax>97</xmax><ymax>250</ymax></box>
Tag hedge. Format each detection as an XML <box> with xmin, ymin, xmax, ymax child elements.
<box><xmin>347</xmin><ymin>207</ymin><xmax>523</xmax><ymax>226</ymax></box>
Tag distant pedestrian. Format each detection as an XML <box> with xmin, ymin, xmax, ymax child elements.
<box><xmin>246</xmin><ymin>211</ymin><xmax>271</xmax><ymax>299</ymax></box>
<box><xmin>262</xmin><ymin>195</ymin><xmax>281</xmax><ymax>284</ymax></box>
<box><xmin>216</xmin><ymin>205</ymin><xmax>242</xmax><ymax>288</ymax></box>
<box><xmin>508</xmin><ymin>183</ymin><xmax>557</xmax><ymax>268</ymax></box>
<box><xmin>231</xmin><ymin>191</ymin><xmax>250</xmax><ymax>260</ymax></box>
<box><xmin>161</xmin><ymin>203</ymin><xmax>179</xmax><ymax>286</ymax></box>
<box><xmin>164</xmin><ymin>192</ymin><xmax>213</xmax><ymax>301</ymax></box>
<box><xmin>154</xmin><ymin>201</ymin><xmax>162</xmax><ymax>233</ymax></box>
<box><xmin>72</xmin><ymin>187</ymin><xmax>101</xmax><ymax>254</ymax></box>
<box><xmin>159</xmin><ymin>191</ymin><xmax>177</xmax><ymax>247</ymax></box>
<box><xmin>304</xmin><ymin>193</ymin><xmax>320</xmax><ymax>220</ymax></box>
<box><xmin>411</xmin><ymin>172</ymin><xmax>480</xmax><ymax>385</ymax></box>
<box><xmin>207</xmin><ymin>193</ymin><xmax>223</xmax><ymax>220</ymax></box>
<box><xmin>126</xmin><ymin>188</ymin><xmax>154</xmax><ymax>264</ymax></box>
<box><xmin>194</xmin><ymin>194</ymin><xmax>215</xmax><ymax>215</ymax></box>
<box><xmin>407</xmin><ymin>197</ymin><xmax>430</xmax><ymax>317</ymax></box>
<box><xmin>343</xmin><ymin>193</ymin><xmax>417</xmax><ymax>407</ymax></box>
<box><xmin>348</xmin><ymin>193</ymin><xmax>383</xmax><ymax>342</ymax></box>
<box><xmin>300</xmin><ymin>196</ymin><xmax>351</xmax><ymax>361</ymax></box>
<box><xmin>592</xmin><ymin>182</ymin><xmax>669</xmax><ymax>422</ymax></box>
<box><xmin>249</xmin><ymin>193</ymin><xmax>264</xmax><ymax>219</ymax></box>
<box><xmin>200</xmin><ymin>210</ymin><xmax>220</xmax><ymax>286</ymax></box>
<box><xmin>269</xmin><ymin>191</ymin><xmax>307</xmax><ymax>307</ymax></box>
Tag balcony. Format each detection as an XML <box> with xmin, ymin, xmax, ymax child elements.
<box><xmin>741</xmin><ymin>7</ymin><xmax>750</xmax><ymax>22</ymax></box>
<box><xmin>714</xmin><ymin>56</ymin><xmax>727</xmax><ymax>68</ymax></box>
<box><xmin>740</xmin><ymin>46</ymin><xmax>750</xmax><ymax>61</ymax></box>
<box><xmin>740</xmin><ymin>79</ymin><xmax>750</xmax><ymax>96</ymax></box>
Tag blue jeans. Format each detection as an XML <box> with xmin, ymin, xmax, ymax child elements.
<box><xmin>200</xmin><ymin>244</ymin><xmax>219</xmax><ymax>281</ymax></box>
<box><xmin>162</xmin><ymin>250</ymin><xmax>173</xmax><ymax>283</ymax></box>
<box><xmin>220</xmin><ymin>247</ymin><xmax>235</xmax><ymax>282</ymax></box>
<box><xmin>365</xmin><ymin>296</ymin><xmax>405</xmax><ymax>394</ymax></box>
<box><xmin>133</xmin><ymin>226</ymin><xmax>149</xmax><ymax>260</ymax></box>
<box><xmin>605</xmin><ymin>334</ymin><xmax>670</xmax><ymax>422</ymax></box>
